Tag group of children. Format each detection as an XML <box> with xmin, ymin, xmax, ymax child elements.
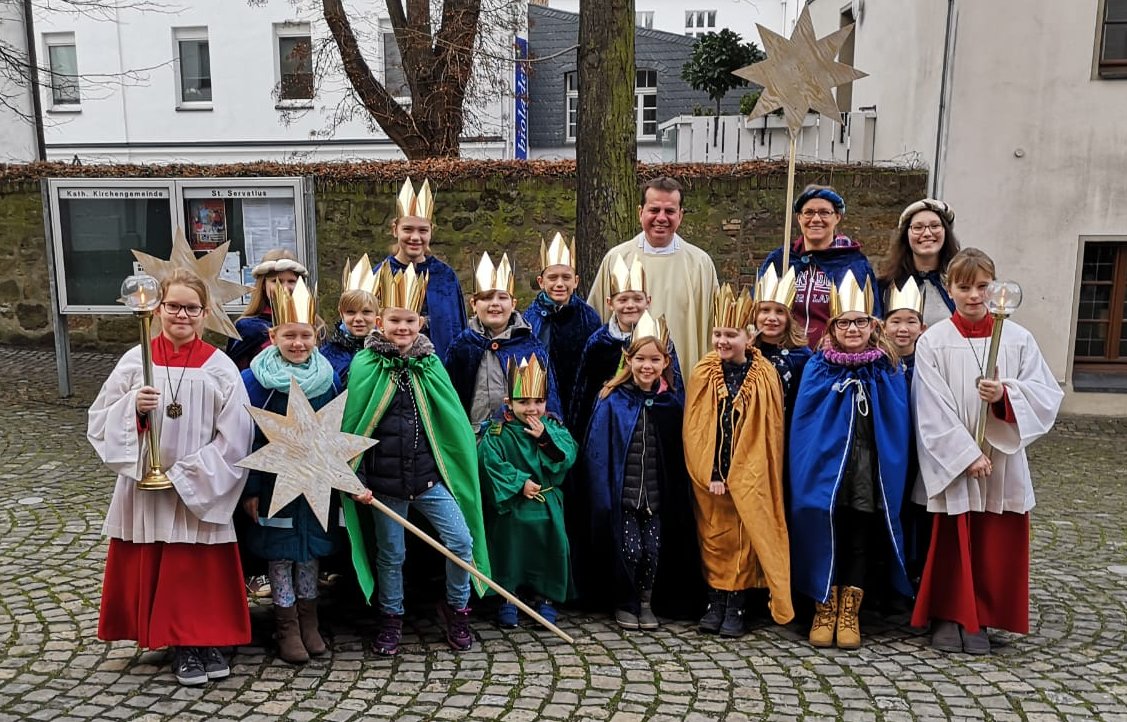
<box><xmin>90</xmin><ymin>179</ymin><xmax>1062</xmax><ymax>688</ymax></box>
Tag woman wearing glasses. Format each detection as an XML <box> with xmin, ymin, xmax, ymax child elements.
<box><xmin>88</xmin><ymin>268</ymin><xmax>254</xmax><ymax>686</ymax></box>
<box><xmin>878</xmin><ymin>199</ymin><xmax>961</xmax><ymax>327</ymax></box>
<box><xmin>758</xmin><ymin>185</ymin><xmax>882</xmax><ymax>348</ymax></box>
<box><xmin>787</xmin><ymin>271</ymin><xmax>912</xmax><ymax>650</ymax></box>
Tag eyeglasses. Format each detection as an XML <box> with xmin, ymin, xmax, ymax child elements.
<box><xmin>833</xmin><ymin>317</ymin><xmax>872</xmax><ymax>330</ymax></box>
<box><xmin>909</xmin><ymin>222</ymin><xmax>944</xmax><ymax>234</ymax></box>
<box><xmin>799</xmin><ymin>209</ymin><xmax>837</xmax><ymax>219</ymax></box>
<box><xmin>162</xmin><ymin>302</ymin><xmax>204</xmax><ymax>317</ymax></box>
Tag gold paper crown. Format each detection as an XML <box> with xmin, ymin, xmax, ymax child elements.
<box><xmin>506</xmin><ymin>354</ymin><xmax>549</xmax><ymax>400</ymax></box>
<box><xmin>376</xmin><ymin>261</ymin><xmax>429</xmax><ymax>313</ymax></box>
<box><xmin>342</xmin><ymin>254</ymin><xmax>378</xmax><ymax>294</ymax></box>
<box><xmin>540</xmin><ymin>232</ymin><xmax>576</xmax><ymax>271</ymax></box>
<box><xmin>886</xmin><ymin>277</ymin><xmax>925</xmax><ymax>316</ymax></box>
<box><xmin>713</xmin><ymin>284</ymin><xmax>755</xmax><ymax>329</ymax></box>
<box><xmin>829</xmin><ymin>271</ymin><xmax>875</xmax><ymax>317</ymax></box>
<box><xmin>608</xmin><ymin>254</ymin><xmax>647</xmax><ymax>296</ymax></box>
<box><xmin>631</xmin><ymin>311</ymin><xmax>670</xmax><ymax>348</ymax></box>
<box><xmin>473</xmin><ymin>252</ymin><xmax>515</xmax><ymax>295</ymax></box>
<box><xmin>755</xmin><ymin>266</ymin><xmax>798</xmax><ymax>308</ymax></box>
<box><xmin>396</xmin><ymin>177</ymin><xmax>434</xmax><ymax>221</ymax></box>
<box><xmin>270</xmin><ymin>276</ymin><xmax>318</xmax><ymax>327</ymax></box>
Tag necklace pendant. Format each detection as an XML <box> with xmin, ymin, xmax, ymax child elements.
<box><xmin>166</xmin><ymin>402</ymin><xmax>183</xmax><ymax>419</ymax></box>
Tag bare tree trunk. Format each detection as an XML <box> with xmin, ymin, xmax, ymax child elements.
<box><xmin>322</xmin><ymin>0</ymin><xmax>481</xmax><ymax>159</ymax></box>
<box><xmin>576</xmin><ymin>0</ymin><xmax>636</xmax><ymax>293</ymax></box>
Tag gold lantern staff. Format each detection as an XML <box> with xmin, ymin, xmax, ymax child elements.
<box><xmin>974</xmin><ymin>280</ymin><xmax>1023</xmax><ymax>450</ymax></box>
<box><xmin>120</xmin><ymin>274</ymin><xmax>174</xmax><ymax>491</ymax></box>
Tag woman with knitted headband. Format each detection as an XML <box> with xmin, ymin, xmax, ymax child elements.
<box><xmin>757</xmin><ymin>185</ymin><xmax>882</xmax><ymax>348</ymax></box>
<box><xmin>878</xmin><ymin>199</ymin><xmax>961</xmax><ymax>327</ymax></box>
<box><xmin>225</xmin><ymin>249</ymin><xmax>309</xmax><ymax>371</ymax></box>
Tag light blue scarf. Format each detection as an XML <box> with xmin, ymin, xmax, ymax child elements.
<box><xmin>250</xmin><ymin>345</ymin><xmax>335</xmax><ymax>398</ymax></box>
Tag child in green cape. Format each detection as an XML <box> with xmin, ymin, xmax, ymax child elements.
<box><xmin>340</xmin><ymin>263</ymin><xmax>491</xmax><ymax>656</ymax></box>
<box><xmin>479</xmin><ymin>354</ymin><xmax>578</xmax><ymax>628</ymax></box>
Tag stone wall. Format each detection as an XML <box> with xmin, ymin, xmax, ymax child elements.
<box><xmin>0</xmin><ymin>162</ymin><xmax>927</xmax><ymax>350</ymax></box>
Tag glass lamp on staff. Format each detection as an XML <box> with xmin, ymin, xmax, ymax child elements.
<box><xmin>120</xmin><ymin>274</ymin><xmax>174</xmax><ymax>491</ymax></box>
<box><xmin>974</xmin><ymin>280</ymin><xmax>1023</xmax><ymax>450</ymax></box>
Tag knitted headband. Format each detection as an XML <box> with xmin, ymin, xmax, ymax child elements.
<box><xmin>898</xmin><ymin>199</ymin><xmax>955</xmax><ymax>233</ymax></box>
<box><xmin>252</xmin><ymin>258</ymin><xmax>308</xmax><ymax>278</ymax></box>
<box><xmin>793</xmin><ymin>187</ymin><xmax>846</xmax><ymax>215</ymax></box>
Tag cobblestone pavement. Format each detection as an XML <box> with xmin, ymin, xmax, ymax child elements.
<box><xmin>1</xmin><ymin>345</ymin><xmax>1125</xmax><ymax>721</ymax></box>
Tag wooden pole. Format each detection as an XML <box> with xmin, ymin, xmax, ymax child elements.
<box><xmin>974</xmin><ymin>313</ymin><xmax>1007</xmax><ymax>450</ymax></box>
<box><xmin>362</xmin><ymin>495</ymin><xmax>575</xmax><ymax>645</ymax></box>
<box><xmin>782</xmin><ymin>132</ymin><xmax>799</xmax><ymax>271</ymax></box>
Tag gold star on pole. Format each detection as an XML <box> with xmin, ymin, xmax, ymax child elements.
<box><xmin>236</xmin><ymin>379</ymin><xmax>374</xmax><ymax>532</ymax></box>
<box><xmin>733</xmin><ymin>7</ymin><xmax>867</xmax><ymax>136</ymax></box>
<box><xmin>132</xmin><ymin>228</ymin><xmax>252</xmax><ymax>339</ymax></box>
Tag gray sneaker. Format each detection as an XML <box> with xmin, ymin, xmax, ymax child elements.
<box><xmin>615</xmin><ymin>608</ymin><xmax>640</xmax><ymax>630</ymax></box>
<box><xmin>198</xmin><ymin>646</ymin><xmax>230</xmax><ymax>680</ymax></box>
<box><xmin>931</xmin><ymin>620</ymin><xmax>962</xmax><ymax>653</ymax></box>
<box><xmin>961</xmin><ymin>627</ymin><xmax>991</xmax><ymax>655</ymax></box>
<box><xmin>173</xmin><ymin>647</ymin><xmax>207</xmax><ymax>686</ymax></box>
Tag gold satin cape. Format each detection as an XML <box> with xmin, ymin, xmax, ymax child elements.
<box><xmin>683</xmin><ymin>349</ymin><xmax>793</xmax><ymax>624</ymax></box>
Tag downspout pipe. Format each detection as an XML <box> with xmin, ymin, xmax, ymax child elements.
<box><xmin>931</xmin><ymin>0</ymin><xmax>957</xmax><ymax>197</ymax></box>
<box><xmin>22</xmin><ymin>0</ymin><xmax>47</xmax><ymax>161</ymax></box>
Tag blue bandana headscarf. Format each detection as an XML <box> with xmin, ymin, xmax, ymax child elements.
<box><xmin>794</xmin><ymin>187</ymin><xmax>846</xmax><ymax>215</ymax></box>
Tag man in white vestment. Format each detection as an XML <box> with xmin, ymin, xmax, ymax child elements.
<box><xmin>587</xmin><ymin>177</ymin><xmax>720</xmax><ymax>370</ymax></box>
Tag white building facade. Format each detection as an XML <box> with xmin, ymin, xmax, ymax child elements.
<box><xmin>0</xmin><ymin>3</ymin><xmax>39</xmax><ymax>162</ymax></box>
<box><xmin>542</xmin><ymin>0</ymin><xmax>801</xmax><ymax>47</ymax></box>
<box><xmin>807</xmin><ymin>0</ymin><xmax>1127</xmax><ymax>414</ymax></box>
<box><xmin>33</xmin><ymin>0</ymin><xmax>523</xmax><ymax>163</ymax></box>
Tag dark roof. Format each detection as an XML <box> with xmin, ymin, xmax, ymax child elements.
<box><xmin>527</xmin><ymin>5</ymin><xmax>746</xmax><ymax>149</ymax></box>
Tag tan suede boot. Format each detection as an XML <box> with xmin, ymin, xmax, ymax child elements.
<box><xmin>274</xmin><ymin>604</ymin><xmax>310</xmax><ymax>664</ymax></box>
<box><xmin>836</xmin><ymin>586</ymin><xmax>864</xmax><ymax>650</ymax></box>
<box><xmin>297</xmin><ymin>598</ymin><xmax>327</xmax><ymax>656</ymax></box>
<box><xmin>808</xmin><ymin>586</ymin><xmax>838</xmax><ymax>648</ymax></box>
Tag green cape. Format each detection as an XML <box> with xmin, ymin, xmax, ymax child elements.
<box><xmin>341</xmin><ymin>347</ymin><xmax>491</xmax><ymax>601</ymax></box>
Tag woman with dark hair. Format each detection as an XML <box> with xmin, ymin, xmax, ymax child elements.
<box><xmin>758</xmin><ymin>184</ymin><xmax>881</xmax><ymax>348</ymax></box>
<box><xmin>878</xmin><ymin>199</ymin><xmax>961</xmax><ymax>327</ymax></box>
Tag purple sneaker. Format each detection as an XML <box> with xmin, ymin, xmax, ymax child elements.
<box><xmin>372</xmin><ymin>613</ymin><xmax>403</xmax><ymax>656</ymax></box>
<box><xmin>439</xmin><ymin>603</ymin><xmax>474</xmax><ymax>652</ymax></box>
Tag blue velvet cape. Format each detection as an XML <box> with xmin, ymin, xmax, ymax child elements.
<box><xmin>444</xmin><ymin>318</ymin><xmax>562</xmax><ymax>422</ymax></box>
<box><xmin>226</xmin><ymin>314</ymin><xmax>272</xmax><ymax>370</ymax></box>
<box><xmin>576</xmin><ymin>382</ymin><xmax>702</xmax><ymax>618</ymax></box>
<box><xmin>319</xmin><ymin>323</ymin><xmax>365</xmax><ymax>386</ymax></box>
<box><xmin>787</xmin><ymin>351</ymin><xmax>913</xmax><ymax>603</ymax></box>
<box><xmin>385</xmin><ymin>255</ymin><xmax>467</xmax><ymax>360</ymax></box>
<box><xmin>523</xmin><ymin>292</ymin><xmax>602</xmax><ymax>420</ymax></box>
<box><xmin>568</xmin><ymin>324</ymin><xmax>685</xmax><ymax>439</ymax></box>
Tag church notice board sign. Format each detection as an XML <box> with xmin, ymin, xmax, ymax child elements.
<box><xmin>46</xmin><ymin>177</ymin><xmax>314</xmax><ymax>314</ymax></box>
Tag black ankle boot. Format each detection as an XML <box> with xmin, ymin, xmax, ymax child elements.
<box><xmin>719</xmin><ymin>590</ymin><xmax>746</xmax><ymax>638</ymax></box>
<box><xmin>698</xmin><ymin>588</ymin><xmax>726</xmax><ymax>634</ymax></box>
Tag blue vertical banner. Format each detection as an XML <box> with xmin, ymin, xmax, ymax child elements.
<box><xmin>514</xmin><ymin>36</ymin><xmax>529</xmax><ymax>160</ymax></box>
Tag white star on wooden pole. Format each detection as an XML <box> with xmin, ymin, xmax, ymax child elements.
<box><xmin>236</xmin><ymin>379</ymin><xmax>374</xmax><ymax>531</ymax></box>
<box><xmin>732</xmin><ymin>7</ymin><xmax>867</xmax><ymax>269</ymax></box>
<box><xmin>132</xmin><ymin>228</ymin><xmax>252</xmax><ymax>339</ymax></box>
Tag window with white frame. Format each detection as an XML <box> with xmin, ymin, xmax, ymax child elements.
<box><xmin>567</xmin><ymin>70</ymin><xmax>657</xmax><ymax>141</ymax></box>
<box><xmin>684</xmin><ymin>10</ymin><xmax>717</xmax><ymax>37</ymax></box>
<box><xmin>635</xmin><ymin>70</ymin><xmax>657</xmax><ymax>139</ymax></box>
<box><xmin>173</xmin><ymin>27</ymin><xmax>212</xmax><ymax>106</ymax></box>
<box><xmin>565</xmin><ymin>71</ymin><xmax>578</xmax><ymax>141</ymax></box>
<box><xmin>382</xmin><ymin>26</ymin><xmax>410</xmax><ymax>97</ymax></box>
<box><xmin>275</xmin><ymin>24</ymin><xmax>314</xmax><ymax>102</ymax></box>
<box><xmin>636</xmin><ymin>11</ymin><xmax>654</xmax><ymax>29</ymax></box>
<box><xmin>44</xmin><ymin>33</ymin><xmax>80</xmax><ymax>108</ymax></box>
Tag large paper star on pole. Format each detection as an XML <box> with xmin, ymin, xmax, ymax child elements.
<box><xmin>236</xmin><ymin>379</ymin><xmax>374</xmax><ymax>531</ymax></box>
<box><xmin>132</xmin><ymin>228</ymin><xmax>252</xmax><ymax>339</ymax></box>
<box><xmin>733</xmin><ymin>7</ymin><xmax>867</xmax><ymax>136</ymax></box>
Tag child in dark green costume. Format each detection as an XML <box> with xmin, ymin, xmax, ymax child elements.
<box><xmin>479</xmin><ymin>354</ymin><xmax>578</xmax><ymax>628</ymax></box>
